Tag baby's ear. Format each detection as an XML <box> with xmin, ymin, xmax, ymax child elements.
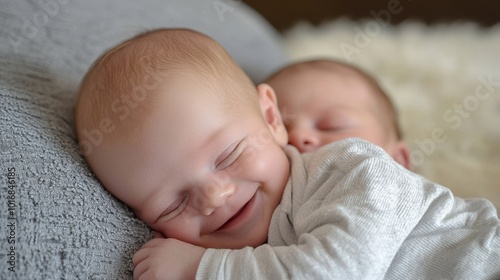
<box><xmin>392</xmin><ymin>141</ymin><xmax>411</xmax><ymax>170</ymax></box>
<box><xmin>256</xmin><ymin>83</ymin><xmax>288</xmax><ymax>146</ymax></box>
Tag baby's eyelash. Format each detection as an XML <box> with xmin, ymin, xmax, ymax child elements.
<box><xmin>215</xmin><ymin>141</ymin><xmax>244</xmax><ymax>170</ymax></box>
<box><xmin>157</xmin><ymin>196</ymin><xmax>188</xmax><ymax>222</ymax></box>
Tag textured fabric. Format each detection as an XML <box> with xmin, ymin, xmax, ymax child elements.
<box><xmin>197</xmin><ymin>138</ymin><xmax>500</xmax><ymax>280</ymax></box>
<box><xmin>0</xmin><ymin>1</ymin><xmax>286</xmax><ymax>279</ymax></box>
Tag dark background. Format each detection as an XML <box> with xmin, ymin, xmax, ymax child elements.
<box><xmin>244</xmin><ymin>0</ymin><xmax>500</xmax><ymax>32</ymax></box>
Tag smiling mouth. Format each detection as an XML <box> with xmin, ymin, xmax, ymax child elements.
<box><xmin>226</xmin><ymin>207</ymin><xmax>245</xmax><ymax>224</ymax></box>
<box><xmin>217</xmin><ymin>195</ymin><xmax>253</xmax><ymax>231</ymax></box>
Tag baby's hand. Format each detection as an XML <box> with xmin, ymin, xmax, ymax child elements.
<box><xmin>133</xmin><ymin>238</ymin><xmax>206</xmax><ymax>280</ymax></box>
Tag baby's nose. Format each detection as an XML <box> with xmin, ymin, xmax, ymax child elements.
<box><xmin>288</xmin><ymin>127</ymin><xmax>320</xmax><ymax>153</ymax></box>
<box><xmin>198</xmin><ymin>182</ymin><xmax>234</xmax><ymax>216</ymax></box>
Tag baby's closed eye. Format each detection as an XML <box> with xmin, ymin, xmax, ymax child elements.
<box><xmin>215</xmin><ymin>140</ymin><xmax>246</xmax><ymax>170</ymax></box>
<box><xmin>156</xmin><ymin>196</ymin><xmax>188</xmax><ymax>222</ymax></box>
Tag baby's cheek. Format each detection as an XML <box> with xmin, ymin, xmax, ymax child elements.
<box><xmin>239</xmin><ymin>147</ymin><xmax>265</xmax><ymax>175</ymax></box>
<box><xmin>154</xmin><ymin>210</ymin><xmax>198</xmax><ymax>240</ymax></box>
<box><xmin>248</xmin><ymin>147</ymin><xmax>277</xmax><ymax>179</ymax></box>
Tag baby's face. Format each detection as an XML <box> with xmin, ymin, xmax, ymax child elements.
<box><xmin>92</xmin><ymin>74</ymin><xmax>289</xmax><ymax>249</ymax></box>
<box><xmin>268</xmin><ymin>68</ymin><xmax>396</xmax><ymax>154</ymax></box>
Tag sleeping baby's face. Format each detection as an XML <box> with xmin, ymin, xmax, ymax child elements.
<box><xmin>267</xmin><ymin>62</ymin><xmax>411</xmax><ymax>169</ymax></box>
<box><xmin>91</xmin><ymin>73</ymin><xmax>290</xmax><ymax>249</ymax></box>
<box><xmin>268</xmin><ymin>66</ymin><xmax>392</xmax><ymax>152</ymax></box>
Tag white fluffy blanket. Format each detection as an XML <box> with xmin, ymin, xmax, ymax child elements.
<box><xmin>281</xmin><ymin>19</ymin><xmax>500</xmax><ymax>209</ymax></box>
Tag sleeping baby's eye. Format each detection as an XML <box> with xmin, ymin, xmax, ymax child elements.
<box><xmin>157</xmin><ymin>196</ymin><xmax>188</xmax><ymax>222</ymax></box>
<box><xmin>215</xmin><ymin>140</ymin><xmax>245</xmax><ymax>170</ymax></box>
<box><xmin>317</xmin><ymin>115</ymin><xmax>352</xmax><ymax>132</ymax></box>
<box><xmin>317</xmin><ymin>121</ymin><xmax>343</xmax><ymax>131</ymax></box>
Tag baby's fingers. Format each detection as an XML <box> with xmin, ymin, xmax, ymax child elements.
<box><xmin>133</xmin><ymin>259</ymin><xmax>150</xmax><ymax>280</ymax></box>
<box><xmin>133</xmin><ymin>238</ymin><xmax>167</xmax><ymax>276</ymax></box>
<box><xmin>135</xmin><ymin>267</ymin><xmax>166</xmax><ymax>280</ymax></box>
<box><xmin>141</xmin><ymin>237</ymin><xmax>166</xmax><ymax>249</ymax></box>
<box><xmin>132</xmin><ymin>247</ymin><xmax>150</xmax><ymax>268</ymax></box>
<box><xmin>133</xmin><ymin>248</ymin><xmax>152</xmax><ymax>280</ymax></box>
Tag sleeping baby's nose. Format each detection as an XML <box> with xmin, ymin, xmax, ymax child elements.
<box><xmin>288</xmin><ymin>126</ymin><xmax>320</xmax><ymax>153</ymax></box>
<box><xmin>198</xmin><ymin>182</ymin><xmax>234</xmax><ymax>216</ymax></box>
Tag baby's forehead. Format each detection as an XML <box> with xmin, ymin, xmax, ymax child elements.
<box><xmin>277</xmin><ymin>65</ymin><xmax>376</xmax><ymax>97</ymax></box>
<box><xmin>288</xmin><ymin>62</ymin><xmax>363</xmax><ymax>80</ymax></box>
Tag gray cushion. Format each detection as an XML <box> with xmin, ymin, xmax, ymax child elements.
<box><xmin>0</xmin><ymin>1</ymin><xmax>287</xmax><ymax>278</ymax></box>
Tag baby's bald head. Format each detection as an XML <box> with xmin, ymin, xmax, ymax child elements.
<box><xmin>75</xmin><ymin>28</ymin><xmax>257</xmax><ymax>157</ymax></box>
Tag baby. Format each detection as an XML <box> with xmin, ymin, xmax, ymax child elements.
<box><xmin>267</xmin><ymin>59</ymin><xmax>410</xmax><ymax>169</ymax></box>
<box><xmin>75</xmin><ymin>29</ymin><xmax>500</xmax><ymax>280</ymax></box>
